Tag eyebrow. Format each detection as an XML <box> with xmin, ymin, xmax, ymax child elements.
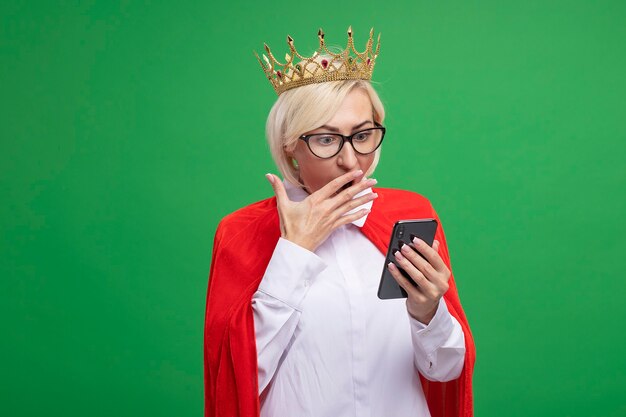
<box><xmin>317</xmin><ymin>120</ymin><xmax>373</xmax><ymax>133</ymax></box>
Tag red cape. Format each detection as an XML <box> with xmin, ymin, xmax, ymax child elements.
<box><xmin>204</xmin><ymin>187</ymin><xmax>476</xmax><ymax>417</ymax></box>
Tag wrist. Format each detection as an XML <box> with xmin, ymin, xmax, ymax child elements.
<box><xmin>408</xmin><ymin>303</ymin><xmax>437</xmax><ymax>325</ymax></box>
<box><xmin>283</xmin><ymin>235</ymin><xmax>316</xmax><ymax>252</ymax></box>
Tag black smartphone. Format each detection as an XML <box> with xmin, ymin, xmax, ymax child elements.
<box><xmin>377</xmin><ymin>219</ymin><xmax>438</xmax><ymax>299</ymax></box>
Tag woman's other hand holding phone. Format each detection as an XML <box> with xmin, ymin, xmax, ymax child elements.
<box><xmin>387</xmin><ymin>239</ymin><xmax>451</xmax><ymax>325</ymax></box>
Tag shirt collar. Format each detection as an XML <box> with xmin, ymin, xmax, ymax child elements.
<box><xmin>283</xmin><ymin>178</ymin><xmax>373</xmax><ymax>228</ymax></box>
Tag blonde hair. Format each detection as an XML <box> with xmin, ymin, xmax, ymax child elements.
<box><xmin>265</xmin><ymin>78</ymin><xmax>386</xmax><ymax>186</ymax></box>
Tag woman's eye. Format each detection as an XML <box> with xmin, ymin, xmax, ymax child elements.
<box><xmin>316</xmin><ymin>136</ymin><xmax>337</xmax><ymax>145</ymax></box>
<box><xmin>354</xmin><ymin>132</ymin><xmax>371</xmax><ymax>142</ymax></box>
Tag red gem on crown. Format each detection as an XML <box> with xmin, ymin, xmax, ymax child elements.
<box><xmin>321</xmin><ymin>59</ymin><xmax>328</xmax><ymax>69</ymax></box>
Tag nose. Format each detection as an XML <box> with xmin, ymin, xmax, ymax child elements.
<box><xmin>336</xmin><ymin>140</ymin><xmax>359</xmax><ymax>170</ymax></box>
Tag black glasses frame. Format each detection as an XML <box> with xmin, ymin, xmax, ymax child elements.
<box><xmin>299</xmin><ymin>122</ymin><xmax>386</xmax><ymax>159</ymax></box>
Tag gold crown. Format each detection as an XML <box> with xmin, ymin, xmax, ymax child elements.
<box><xmin>254</xmin><ymin>26</ymin><xmax>381</xmax><ymax>95</ymax></box>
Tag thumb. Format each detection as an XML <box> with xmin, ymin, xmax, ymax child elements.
<box><xmin>265</xmin><ymin>173</ymin><xmax>289</xmax><ymax>205</ymax></box>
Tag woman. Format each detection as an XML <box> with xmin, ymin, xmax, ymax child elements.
<box><xmin>204</xmin><ymin>27</ymin><xmax>475</xmax><ymax>417</ymax></box>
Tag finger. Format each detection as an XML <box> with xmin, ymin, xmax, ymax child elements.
<box><xmin>393</xmin><ymin>249</ymin><xmax>437</xmax><ymax>295</ymax></box>
<box><xmin>330</xmin><ymin>177</ymin><xmax>378</xmax><ymax>210</ymax></box>
<box><xmin>411</xmin><ymin>236</ymin><xmax>447</xmax><ymax>272</ymax></box>
<box><xmin>387</xmin><ymin>262</ymin><xmax>425</xmax><ymax>300</ymax></box>
<box><xmin>401</xmin><ymin>242</ymin><xmax>449</xmax><ymax>290</ymax></box>
<box><xmin>433</xmin><ymin>239</ymin><xmax>440</xmax><ymax>252</ymax></box>
<box><xmin>265</xmin><ymin>173</ymin><xmax>290</xmax><ymax>206</ymax></box>
<box><xmin>332</xmin><ymin>208</ymin><xmax>371</xmax><ymax>228</ymax></box>
<box><xmin>399</xmin><ymin>242</ymin><xmax>437</xmax><ymax>281</ymax></box>
<box><xmin>314</xmin><ymin>170</ymin><xmax>363</xmax><ymax>200</ymax></box>
<box><xmin>330</xmin><ymin>192</ymin><xmax>378</xmax><ymax>220</ymax></box>
<box><xmin>401</xmin><ymin>242</ymin><xmax>450</xmax><ymax>293</ymax></box>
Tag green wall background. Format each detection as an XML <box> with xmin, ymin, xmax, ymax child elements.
<box><xmin>2</xmin><ymin>1</ymin><xmax>625</xmax><ymax>416</ymax></box>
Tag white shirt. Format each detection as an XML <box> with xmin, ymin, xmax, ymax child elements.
<box><xmin>252</xmin><ymin>180</ymin><xmax>466</xmax><ymax>417</ymax></box>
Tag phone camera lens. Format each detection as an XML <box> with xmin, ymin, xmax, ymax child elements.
<box><xmin>397</xmin><ymin>226</ymin><xmax>404</xmax><ymax>238</ymax></box>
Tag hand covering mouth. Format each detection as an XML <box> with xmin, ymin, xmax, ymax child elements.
<box><xmin>340</xmin><ymin>180</ymin><xmax>354</xmax><ymax>192</ymax></box>
<box><xmin>338</xmin><ymin>173</ymin><xmax>365</xmax><ymax>193</ymax></box>
<box><xmin>340</xmin><ymin>176</ymin><xmax>374</xmax><ymax>227</ymax></box>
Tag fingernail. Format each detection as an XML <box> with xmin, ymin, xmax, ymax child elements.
<box><xmin>366</xmin><ymin>178</ymin><xmax>377</xmax><ymax>186</ymax></box>
<box><xmin>265</xmin><ymin>173</ymin><xmax>274</xmax><ymax>183</ymax></box>
<box><xmin>387</xmin><ymin>262</ymin><xmax>396</xmax><ymax>270</ymax></box>
<box><xmin>371</xmin><ymin>193</ymin><xmax>378</xmax><ymax>198</ymax></box>
<box><xmin>401</xmin><ymin>243</ymin><xmax>410</xmax><ymax>252</ymax></box>
<box><xmin>353</xmin><ymin>170</ymin><xmax>363</xmax><ymax>177</ymax></box>
<box><xmin>394</xmin><ymin>250</ymin><xmax>404</xmax><ymax>260</ymax></box>
<box><xmin>413</xmin><ymin>237</ymin><xmax>422</xmax><ymax>246</ymax></box>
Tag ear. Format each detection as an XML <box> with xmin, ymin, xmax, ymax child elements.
<box><xmin>283</xmin><ymin>142</ymin><xmax>297</xmax><ymax>158</ymax></box>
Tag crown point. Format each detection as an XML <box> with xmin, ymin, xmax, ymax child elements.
<box><xmin>347</xmin><ymin>26</ymin><xmax>353</xmax><ymax>37</ymax></box>
<box><xmin>287</xmin><ymin>35</ymin><xmax>293</xmax><ymax>44</ymax></box>
<box><xmin>318</xmin><ymin>28</ymin><xmax>325</xmax><ymax>46</ymax></box>
<box><xmin>370</xmin><ymin>27</ymin><xmax>374</xmax><ymax>36</ymax></box>
<box><xmin>254</xmin><ymin>50</ymin><xmax>266</xmax><ymax>69</ymax></box>
<box><xmin>264</xmin><ymin>43</ymin><xmax>271</xmax><ymax>54</ymax></box>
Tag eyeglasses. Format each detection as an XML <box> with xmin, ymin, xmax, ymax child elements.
<box><xmin>299</xmin><ymin>123</ymin><xmax>386</xmax><ymax>159</ymax></box>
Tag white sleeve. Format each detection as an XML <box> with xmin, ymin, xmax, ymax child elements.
<box><xmin>409</xmin><ymin>298</ymin><xmax>466</xmax><ymax>381</ymax></box>
<box><xmin>252</xmin><ymin>237</ymin><xmax>327</xmax><ymax>394</ymax></box>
